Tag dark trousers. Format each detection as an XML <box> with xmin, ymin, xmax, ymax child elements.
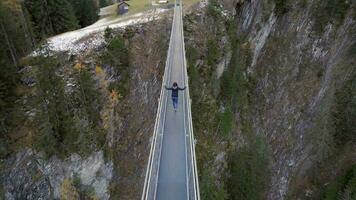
<box><xmin>172</xmin><ymin>96</ymin><xmax>178</xmax><ymax>109</ymax></box>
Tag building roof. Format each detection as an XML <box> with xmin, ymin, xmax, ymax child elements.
<box><xmin>118</xmin><ymin>1</ymin><xmax>130</xmax><ymax>6</ymax></box>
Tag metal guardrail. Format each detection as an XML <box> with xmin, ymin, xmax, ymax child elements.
<box><xmin>179</xmin><ymin>4</ymin><xmax>201</xmax><ymax>200</ymax></box>
<box><xmin>141</xmin><ymin>6</ymin><xmax>175</xmax><ymax>199</ymax></box>
<box><xmin>141</xmin><ymin>1</ymin><xmax>200</xmax><ymax>199</ymax></box>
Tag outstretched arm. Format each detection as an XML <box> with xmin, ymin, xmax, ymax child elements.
<box><xmin>178</xmin><ymin>86</ymin><xmax>186</xmax><ymax>90</ymax></box>
<box><xmin>165</xmin><ymin>85</ymin><xmax>173</xmax><ymax>90</ymax></box>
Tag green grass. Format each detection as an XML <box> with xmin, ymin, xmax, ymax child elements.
<box><xmin>99</xmin><ymin>0</ymin><xmax>152</xmax><ymax>20</ymax></box>
<box><xmin>101</xmin><ymin>0</ymin><xmax>200</xmax><ymax>20</ymax></box>
<box><xmin>127</xmin><ymin>0</ymin><xmax>151</xmax><ymax>15</ymax></box>
<box><xmin>182</xmin><ymin>0</ymin><xmax>200</xmax><ymax>8</ymax></box>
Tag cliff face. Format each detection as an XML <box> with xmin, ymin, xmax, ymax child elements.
<box><xmin>109</xmin><ymin>18</ymin><xmax>170</xmax><ymax>200</ymax></box>
<box><xmin>3</xmin><ymin>149</ymin><xmax>112</xmax><ymax>200</ymax></box>
<box><xmin>184</xmin><ymin>0</ymin><xmax>355</xmax><ymax>199</ymax></box>
<box><xmin>234</xmin><ymin>0</ymin><xmax>355</xmax><ymax>199</ymax></box>
<box><xmin>1</xmin><ymin>15</ymin><xmax>170</xmax><ymax>199</ymax></box>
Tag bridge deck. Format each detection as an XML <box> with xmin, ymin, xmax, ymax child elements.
<box><xmin>156</xmin><ymin>5</ymin><xmax>188</xmax><ymax>200</ymax></box>
<box><xmin>141</xmin><ymin>2</ymin><xmax>199</xmax><ymax>200</ymax></box>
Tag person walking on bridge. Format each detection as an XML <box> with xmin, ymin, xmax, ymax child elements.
<box><xmin>165</xmin><ymin>82</ymin><xmax>186</xmax><ymax>112</ymax></box>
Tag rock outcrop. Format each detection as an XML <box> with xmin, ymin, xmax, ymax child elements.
<box><xmin>2</xmin><ymin>149</ymin><xmax>112</xmax><ymax>200</ymax></box>
<box><xmin>184</xmin><ymin>0</ymin><xmax>355</xmax><ymax>199</ymax></box>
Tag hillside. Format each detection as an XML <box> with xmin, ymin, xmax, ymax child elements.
<box><xmin>1</xmin><ymin>0</ymin><xmax>355</xmax><ymax>199</ymax></box>
<box><xmin>0</xmin><ymin>0</ymin><xmax>172</xmax><ymax>198</ymax></box>
<box><xmin>184</xmin><ymin>0</ymin><xmax>356</xmax><ymax>199</ymax></box>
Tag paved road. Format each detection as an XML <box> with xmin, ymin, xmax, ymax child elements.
<box><xmin>156</xmin><ymin>4</ymin><xmax>188</xmax><ymax>200</ymax></box>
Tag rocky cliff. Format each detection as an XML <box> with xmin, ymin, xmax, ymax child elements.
<box><xmin>1</xmin><ymin>1</ymin><xmax>355</xmax><ymax>199</ymax></box>
<box><xmin>233</xmin><ymin>0</ymin><xmax>355</xmax><ymax>199</ymax></box>
<box><xmin>184</xmin><ymin>0</ymin><xmax>355</xmax><ymax>199</ymax></box>
<box><xmin>1</xmin><ymin>14</ymin><xmax>171</xmax><ymax>199</ymax></box>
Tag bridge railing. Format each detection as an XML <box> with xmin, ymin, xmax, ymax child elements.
<box><xmin>141</xmin><ymin>5</ymin><xmax>175</xmax><ymax>200</ymax></box>
<box><xmin>179</xmin><ymin>3</ymin><xmax>200</xmax><ymax>200</ymax></box>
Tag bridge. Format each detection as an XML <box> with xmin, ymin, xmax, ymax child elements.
<box><xmin>141</xmin><ymin>1</ymin><xmax>200</xmax><ymax>200</ymax></box>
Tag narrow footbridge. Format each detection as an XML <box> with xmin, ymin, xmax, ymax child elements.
<box><xmin>141</xmin><ymin>1</ymin><xmax>200</xmax><ymax>200</ymax></box>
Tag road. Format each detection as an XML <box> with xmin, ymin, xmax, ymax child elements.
<box><xmin>141</xmin><ymin>2</ymin><xmax>200</xmax><ymax>200</ymax></box>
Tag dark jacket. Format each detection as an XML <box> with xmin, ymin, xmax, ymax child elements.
<box><xmin>165</xmin><ymin>85</ymin><xmax>186</xmax><ymax>97</ymax></box>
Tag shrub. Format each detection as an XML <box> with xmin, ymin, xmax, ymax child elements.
<box><xmin>61</xmin><ymin>178</ymin><xmax>80</xmax><ymax>200</ymax></box>
<box><xmin>332</xmin><ymin>71</ymin><xmax>356</xmax><ymax>145</ymax></box>
<box><xmin>228</xmin><ymin>136</ymin><xmax>270</xmax><ymax>200</ymax></box>
<box><xmin>186</xmin><ymin>47</ymin><xmax>198</xmax><ymax>66</ymax></box>
<box><xmin>207</xmin><ymin>38</ymin><xmax>221</xmax><ymax>67</ymax></box>
<box><xmin>349</xmin><ymin>41</ymin><xmax>356</xmax><ymax>56</ymax></box>
<box><xmin>102</xmin><ymin>36</ymin><xmax>129</xmax><ymax>71</ymax></box>
<box><xmin>310</xmin><ymin>96</ymin><xmax>335</xmax><ymax>161</ymax></box>
<box><xmin>33</xmin><ymin>56</ymin><xmax>79</xmax><ymax>158</ymax></box>
<box><xmin>104</xmin><ymin>27</ymin><xmax>113</xmax><ymax>41</ymax></box>
<box><xmin>322</xmin><ymin>165</ymin><xmax>356</xmax><ymax>200</ymax></box>
<box><xmin>325</xmin><ymin>0</ymin><xmax>351</xmax><ymax>23</ymax></box>
<box><xmin>101</xmin><ymin>36</ymin><xmax>130</xmax><ymax>97</ymax></box>
<box><xmin>75</xmin><ymin>68</ymin><xmax>102</xmax><ymax>128</ymax></box>
<box><xmin>216</xmin><ymin>105</ymin><xmax>233</xmax><ymax>136</ymax></box>
<box><xmin>207</xmin><ymin>0</ymin><xmax>221</xmax><ymax>19</ymax></box>
<box><xmin>200</xmin><ymin>169</ymin><xmax>228</xmax><ymax>200</ymax></box>
<box><xmin>313</xmin><ymin>0</ymin><xmax>352</xmax><ymax>33</ymax></box>
<box><xmin>274</xmin><ymin>0</ymin><xmax>288</xmax><ymax>15</ymax></box>
<box><xmin>219</xmin><ymin>41</ymin><xmax>252</xmax><ymax>113</ymax></box>
<box><xmin>219</xmin><ymin>47</ymin><xmax>238</xmax><ymax>105</ymax></box>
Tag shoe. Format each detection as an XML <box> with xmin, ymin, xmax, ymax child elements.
<box><xmin>174</xmin><ymin>109</ymin><xmax>177</xmax><ymax>112</ymax></box>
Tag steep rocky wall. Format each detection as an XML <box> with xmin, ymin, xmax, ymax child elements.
<box><xmin>184</xmin><ymin>0</ymin><xmax>355</xmax><ymax>199</ymax></box>
<box><xmin>232</xmin><ymin>0</ymin><xmax>355</xmax><ymax>199</ymax></box>
<box><xmin>109</xmin><ymin>17</ymin><xmax>171</xmax><ymax>199</ymax></box>
<box><xmin>3</xmin><ymin>149</ymin><xmax>112</xmax><ymax>200</ymax></box>
<box><xmin>1</xmin><ymin>15</ymin><xmax>171</xmax><ymax>199</ymax></box>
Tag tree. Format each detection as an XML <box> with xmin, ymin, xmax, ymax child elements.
<box><xmin>228</xmin><ymin>136</ymin><xmax>270</xmax><ymax>200</ymax></box>
<box><xmin>24</xmin><ymin>0</ymin><xmax>55</xmax><ymax>39</ymax></box>
<box><xmin>48</xmin><ymin>0</ymin><xmax>79</xmax><ymax>34</ymax></box>
<box><xmin>32</xmin><ymin>54</ymin><xmax>79</xmax><ymax>157</ymax></box>
<box><xmin>101</xmin><ymin>36</ymin><xmax>129</xmax><ymax>96</ymax></box>
<box><xmin>102</xmin><ymin>36</ymin><xmax>129</xmax><ymax>71</ymax></box>
<box><xmin>99</xmin><ymin>0</ymin><xmax>108</xmax><ymax>8</ymax></box>
<box><xmin>72</xmin><ymin>63</ymin><xmax>106</xmax><ymax>154</ymax></box>
<box><xmin>24</xmin><ymin>0</ymin><xmax>79</xmax><ymax>39</ymax></box>
<box><xmin>68</xmin><ymin>0</ymin><xmax>99</xmax><ymax>27</ymax></box>
<box><xmin>0</xmin><ymin>0</ymin><xmax>33</xmax><ymax>158</ymax></box>
<box><xmin>74</xmin><ymin>66</ymin><xmax>102</xmax><ymax>129</ymax></box>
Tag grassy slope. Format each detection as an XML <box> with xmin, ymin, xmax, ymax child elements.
<box><xmin>101</xmin><ymin>0</ymin><xmax>199</xmax><ymax>20</ymax></box>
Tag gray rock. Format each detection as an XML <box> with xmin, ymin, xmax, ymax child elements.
<box><xmin>2</xmin><ymin>149</ymin><xmax>113</xmax><ymax>200</ymax></box>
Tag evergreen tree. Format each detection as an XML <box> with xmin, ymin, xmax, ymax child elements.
<box><xmin>32</xmin><ymin>54</ymin><xmax>79</xmax><ymax>157</ymax></box>
<box><xmin>1</xmin><ymin>0</ymin><xmax>33</xmax><ymax>60</ymax></box>
<box><xmin>68</xmin><ymin>0</ymin><xmax>99</xmax><ymax>27</ymax></box>
<box><xmin>24</xmin><ymin>0</ymin><xmax>55</xmax><ymax>39</ymax></box>
<box><xmin>75</xmin><ymin>67</ymin><xmax>102</xmax><ymax>129</ymax></box>
<box><xmin>72</xmin><ymin>65</ymin><xmax>105</xmax><ymax>154</ymax></box>
<box><xmin>48</xmin><ymin>0</ymin><xmax>79</xmax><ymax>34</ymax></box>
<box><xmin>24</xmin><ymin>0</ymin><xmax>79</xmax><ymax>39</ymax></box>
<box><xmin>100</xmin><ymin>0</ymin><xmax>108</xmax><ymax>8</ymax></box>
<box><xmin>0</xmin><ymin>0</ymin><xmax>33</xmax><ymax>157</ymax></box>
